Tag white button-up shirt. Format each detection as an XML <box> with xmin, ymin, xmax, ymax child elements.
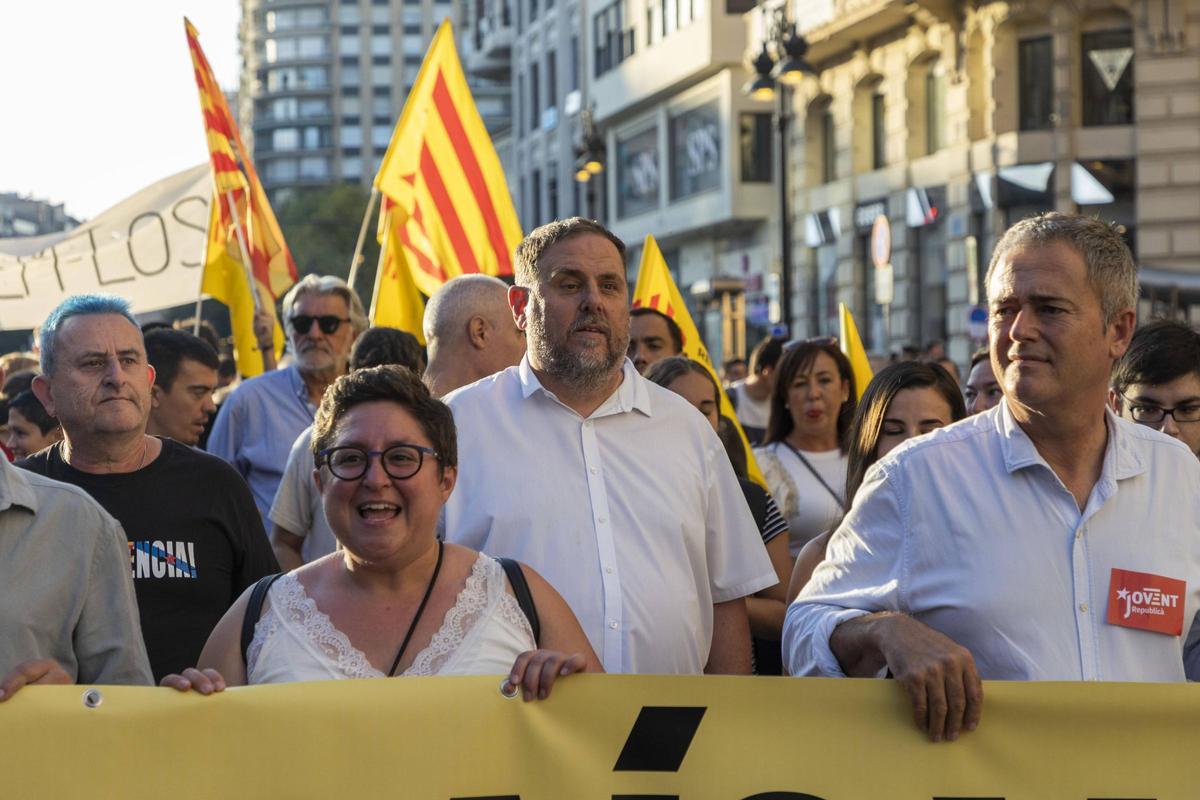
<box><xmin>443</xmin><ymin>357</ymin><xmax>775</xmax><ymax>674</ymax></box>
<box><xmin>784</xmin><ymin>399</ymin><xmax>1200</xmax><ymax>681</ymax></box>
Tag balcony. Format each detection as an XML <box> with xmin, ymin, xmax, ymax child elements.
<box><xmin>463</xmin><ymin>1</ymin><xmax>514</xmax><ymax>80</ymax></box>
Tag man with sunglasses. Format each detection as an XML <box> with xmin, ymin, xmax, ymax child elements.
<box><xmin>208</xmin><ymin>275</ymin><xmax>368</xmax><ymax>525</ymax></box>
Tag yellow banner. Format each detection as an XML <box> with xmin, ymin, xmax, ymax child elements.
<box><xmin>5</xmin><ymin>676</ymin><xmax>1197</xmax><ymax>798</ymax></box>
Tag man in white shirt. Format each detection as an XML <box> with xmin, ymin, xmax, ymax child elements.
<box><xmin>422</xmin><ymin>275</ymin><xmax>527</xmax><ymax>399</ymax></box>
<box><xmin>442</xmin><ymin>217</ymin><xmax>776</xmax><ymax>675</ymax></box>
<box><xmin>785</xmin><ymin>213</ymin><xmax>1200</xmax><ymax>741</ymax></box>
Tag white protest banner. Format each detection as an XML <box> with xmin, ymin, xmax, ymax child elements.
<box><xmin>0</xmin><ymin>164</ymin><xmax>210</xmax><ymax>330</ymax></box>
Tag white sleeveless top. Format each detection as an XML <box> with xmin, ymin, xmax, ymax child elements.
<box><xmin>247</xmin><ymin>554</ymin><xmax>536</xmax><ymax>683</ymax></box>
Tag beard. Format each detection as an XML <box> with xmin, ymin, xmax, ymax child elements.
<box><xmin>527</xmin><ymin>295</ymin><xmax>629</xmax><ymax>394</ymax></box>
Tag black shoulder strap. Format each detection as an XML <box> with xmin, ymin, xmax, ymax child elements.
<box><xmin>241</xmin><ymin>573</ymin><xmax>283</xmax><ymax>666</ymax></box>
<box><xmin>497</xmin><ymin>558</ymin><xmax>540</xmax><ymax>647</ymax></box>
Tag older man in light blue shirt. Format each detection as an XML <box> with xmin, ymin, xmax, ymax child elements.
<box><xmin>208</xmin><ymin>275</ymin><xmax>366</xmax><ymax>523</ymax></box>
<box><xmin>785</xmin><ymin>213</ymin><xmax>1200</xmax><ymax>742</ymax></box>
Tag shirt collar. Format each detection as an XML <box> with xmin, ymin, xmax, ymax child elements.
<box><xmin>0</xmin><ymin>455</ymin><xmax>38</xmax><ymax>514</ymax></box>
<box><xmin>287</xmin><ymin>364</ymin><xmax>316</xmax><ymax>411</ymax></box>
<box><xmin>995</xmin><ymin>397</ymin><xmax>1145</xmax><ymax>481</ymax></box>
<box><xmin>517</xmin><ymin>355</ymin><xmax>653</xmax><ymax>418</ymax></box>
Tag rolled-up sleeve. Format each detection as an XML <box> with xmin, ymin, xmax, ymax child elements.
<box><xmin>783</xmin><ymin>463</ymin><xmax>908</xmax><ymax>676</ymax></box>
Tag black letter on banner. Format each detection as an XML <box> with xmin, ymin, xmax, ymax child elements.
<box><xmin>613</xmin><ymin>706</ymin><xmax>706</xmax><ymax>772</ymax></box>
<box><xmin>451</xmin><ymin>795</ymin><xmax>520</xmax><ymax>799</ymax></box>
<box><xmin>933</xmin><ymin>797</ymin><xmax>1005</xmax><ymax>800</ymax></box>
<box><xmin>0</xmin><ymin>258</ymin><xmax>30</xmax><ymax>299</ymax></box>
<box><xmin>172</xmin><ymin>195</ymin><xmax>209</xmax><ymax>268</ymax></box>
<box><xmin>47</xmin><ymin>245</ymin><xmax>66</xmax><ymax>292</ymax></box>
<box><xmin>128</xmin><ymin>212</ymin><xmax>170</xmax><ymax>276</ymax></box>
<box><xmin>742</xmin><ymin>794</ymin><xmax>829</xmax><ymax>800</ymax></box>
<box><xmin>1085</xmin><ymin>797</ymin><xmax>1156</xmax><ymax>799</ymax></box>
<box><xmin>87</xmin><ymin>228</ymin><xmax>133</xmax><ymax>286</ymax></box>
<box><xmin>613</xmin><ymin>795</ymin><xmax>678</xmax><ymax>800</ymax></box>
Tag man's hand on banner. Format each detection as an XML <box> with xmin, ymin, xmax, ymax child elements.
<box><xmin>160</xmin><ymin>667</ymin><xmax>228</xmax><ymax>695</ymax></box>
<box><xmin>0</xmin><ymin>659</ymin><xmax>72</xmax><ymax>702</ymax></box>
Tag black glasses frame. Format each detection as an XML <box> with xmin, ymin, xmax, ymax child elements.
<box><xmin>318</xmin><ymin>444</ymin><xmax>440</xmax><ymax>481</ymax></box>
<box><xmin>291</xmin><ymin>315</ymin><xmax>352</xmax><ymax>335</ymax></box>
<box><xmin>1120</xmin><ymin>394</ymin><xmax>1200</xmax><ymax>425</ymax></box>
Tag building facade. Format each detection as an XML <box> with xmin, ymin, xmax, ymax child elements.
<box><xmin>763</xmin><ymin>0</ymin><xmax>1200</xmax><ymax>364</ymax></box>
<box><xmin>239</xmin><ymin>0</ymin><xmax>457</xmax><ymax>198</ymax></box>
<box><xmin>0</xmin><ymin>194</ymin><xmax>78</xmax><ymax>238</ymax></box>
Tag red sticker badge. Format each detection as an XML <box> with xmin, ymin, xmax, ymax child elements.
<box><xmin>1106</xmin><ymin>568</ymin><xmax>1187</xmax><ymax>636</ymax></box>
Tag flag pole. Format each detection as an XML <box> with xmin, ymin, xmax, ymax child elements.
<box><xmin>224</xmin><ymin>190</ymin><xmax>262</xmax><ymax>317</ymax></box>
<box><xmin>347</xmin><ymin>186</ymin><xmax>380</xmax><ymax>298</ymax></box>
<box><xmin>193</xmin><ymin>188</ymin><xmax>214</xmax><ymax>337</ymax></box>
<box><xmin>368</xmin><ymin>209</ymin><xmax>393</xmax><ymax>322</ymax></box>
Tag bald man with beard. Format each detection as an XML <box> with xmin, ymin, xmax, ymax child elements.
<box><xmin>422</xmin><ymin>275</ymin><xmax>527</xmax><ymax>397</ymax></box>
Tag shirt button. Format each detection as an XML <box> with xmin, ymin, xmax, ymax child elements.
<box><xmin>584</xmin><ymin>420</ymin><xmax>593</xmax><ymax>428</ymax></box>
<box><xmin>590</xmin><ymin>466</ymin><xmax>597</xmax><ymax>475</ymax></box>
<box><xmin>605</xmin><ymin>566</ymin><xmax>613</xmax><ymax>574</ymax></box>
<box><xmin>598</xmin><ymin>515</ymin><xmax>607</xmax><ymax>524</ymax></box>
<box><xmin>609</xmin><ymin>621</ymin><xmax>618</xmax><ymax>630</ymax></box>
<box><xmin>1079</xmin><ymin>603</ymin><xmax>1089</xmax><ymax>613</ymax></box>
<box><xmin>1075</xmin><ymin>529</ymin><xmax>1083</xmax><ymax>540</ymax></box>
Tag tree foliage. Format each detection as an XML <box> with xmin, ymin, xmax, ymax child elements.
<box><xmin>275</xmin><ymin>184</ymin><xmax>381</xmax><ymax>302</ymax></box>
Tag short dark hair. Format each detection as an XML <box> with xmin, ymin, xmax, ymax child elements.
<box><xmin>1112</xmin><ymin>320</ymin><xmax>1200</xmax><ymax>394</ymax></box>
<box><xmin>764</xmin><ymin>341</ymin><xmax>857</xmax><ymax>452</ymax></box>
<box><xmin>748</xmin><ymin>336</ymin><xmax>787</xmax><ymax>375</ymax></box>
<box><xmin>174</xmin><ymin>317</ymin><xmax>223</xmax><ymax>354</ymax></box>
<box><xmin>312</xmin><ymin>365</ymin><xmax>457</xmax><ymax>474</ymax></box>
<box><xmin>350</xmin><ymin>327</ymin><xmax>426</xmax><ymax>373</ymax></box>
<box><xmin>630</xmin><ymin>308</ymin><xmax>684</xmax><ymax>354</ymax></box>
<box><xmin>513</xmin><ymin>217</ymin><xmax>626</xmax><ymax>287</ymax></box>
<box><xmin>644</xmin><ymin>356</ymin><xmax>718</xmax><ymax>403</ymax></box>
<box><xmin>9</xmin><ymin>390</ymin><xmax>59</xmax><ymax>435</ymax></box>
<box><xmin>717</xmin><ymin>415</ymin><xmax>749</xmax><ymax>480</ymax></box>
<box><xmin>969</xmin><ymin>347</ymin><xmax>990</xmax><ymax>370</ymax></box>
<box><xmin>144</xmin><ymin>329</ymin><xmax>220</xmax><ymax>391</ymax></box>
<box><xmin>844</xmin><ymin>361</ymin><xmax>966</xmax><ymax>503</ymax></box>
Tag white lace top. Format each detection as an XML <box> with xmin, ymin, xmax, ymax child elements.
<box><xmin>247</xmin><ymin>554</ymin><xmax>536</xmax><ymax>682</ymax></box>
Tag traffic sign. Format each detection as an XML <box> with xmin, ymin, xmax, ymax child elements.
<box><xmin>967</xmin><ymin>304</ymin><xmax>988</xmax><ymax>340</ymax></box>
<box><xmin>871</xmin><ymin>215</ymin><xmax>891</xmax><ymax>269</ymax></box>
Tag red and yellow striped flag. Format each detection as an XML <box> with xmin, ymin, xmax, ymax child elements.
<box><xmin>373</xmin><ymin>20</ymin><xmax>521</xmax><ymax>298</ymax></box>
<box><xmin>632</xmin><ymin>235</ymin><xmax>766</xmax><ymax>489</ymax></box>
<box><xmin>372</xmin><ymin>197</ymin><xmax>428</xmax><ymax>344</ymax></box>
<box><xmin>185</xmin><ymin>18</ymin><xmax>296</xmax><ymax>376</ymax></box>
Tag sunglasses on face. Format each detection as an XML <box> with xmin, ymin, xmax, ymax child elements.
<box><xmin>290</xmin><ymin>315</ymin><xmax>351</xmax><ymax>335</ymax></box>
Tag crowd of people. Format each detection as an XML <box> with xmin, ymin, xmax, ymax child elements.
<box><xmin>1</xmin><ymin>211</ymin><xmax>1197</xmax><ymax>743</ymax></box>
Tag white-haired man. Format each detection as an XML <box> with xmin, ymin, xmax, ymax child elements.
<box><xmin>442</xmin><ymin>218</ymin><xmax>775</xmax><ymax>675</ymax></box>
<box><xmin>422</xmin><ymin>275</ymin><xmax>526</xmax><ymax>398</ymax></box>
<box><xmin>208</xmin><ymin>275</ymin><xmax>368</xmax><ymax>523</ymax></box>
<box><xmin>786</xmin><ymin>213</ymin><xmax>1200</xmax><ymax>742</ymax></box>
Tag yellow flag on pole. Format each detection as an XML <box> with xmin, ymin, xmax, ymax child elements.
<box><xmin>371</xmin><ymin>198</ymin><xmax>427</xmax><ymax>344</ymax></box>
<box><xmin>838</xmin><ymin>303</ymin><xmax>874</xmax><ymax>400</ymax></box>
<box><xmin>632</xmin><ymin>235</ymin><xmax>766</xmax><ymax>489</ymax></box>
<box><xmin>185</xmin><ymin>18</ymin><xmax>295</xmax><ymax>376</ymax></box>
<box><xmin>373</xmin><ymin>20</ymin><xmax>521</xmax><ymax>297</ymax></box>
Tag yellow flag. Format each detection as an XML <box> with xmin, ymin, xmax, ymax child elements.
<box><xmin>201</xmin><ymin>195</ymin><xmax>285</xmax><ymax>376</ymax></box>
<box><xmin>838</xmin><ymin>303</ymin><xmax>874</xmax><ymax>400</ymax></box>
<box><xmin>371</xmin><ymin>200</ymin><xmax>427</xmax><ymax>345</ymax></box>
<box><xmin>373</xmin><ymin>21</ymin><xmax>521</xmax><ymax>295</ymax></box>
<box><xmin>632</xmin><ymin>235</ymin><xmax>766</xmax><ymax>489</ymax></box>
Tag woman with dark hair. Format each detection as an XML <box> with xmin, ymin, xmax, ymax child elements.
<box><xmin>754</xmin><ymin>341</ymin><xmax>857</xmax><ymax>558</ymax></box>
<box><xmin>786</xmin><ymin>360</ymin><xmax>966</xmax><ymax>601</ymax></box>
<box><xmin>5</xmin><ymin>390</ymin><xmax>62</xmax><ymax>460</ymax></box>
<box><xmin>644</xmin><ymin>357</ymin><xmax>793</xmax><ymax>673</ymax></box>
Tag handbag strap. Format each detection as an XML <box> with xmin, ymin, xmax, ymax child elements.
<box><xmin>241</xmin><ymin>573</ymin><xmax>283</xmax><ymax>666</ymax></box>
<box><xmin>497</xmin><ymin>558</ymin><xmax>541</xmax><ymax>647</ymax></box>
<box><xmin>781</xmin><ymin>442</ymin><xmax>846</xmax><ymax>511</ymax></box>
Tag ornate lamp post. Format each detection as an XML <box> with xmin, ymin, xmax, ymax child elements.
<box><xmin>574</xmin><ymin>107</ymin><xmax>606</xmax><ymax>220</ymax></box>
<box><xmin>743</xmin><ymin>7</ymin><xmax>816</xmax><ymax>336</ymax></box>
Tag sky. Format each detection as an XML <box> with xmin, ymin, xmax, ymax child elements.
<box><xmin>0</xmin><ymin>1</ymin><xmax>240</xmax><ymax>221</ymax></box>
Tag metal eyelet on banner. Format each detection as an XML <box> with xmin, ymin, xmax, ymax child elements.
<box><xmin>499</xmin><ymin>679</ymin><xmax>518</xmax><ymax>699</ymax></box>
<box><xmin>82</xmin><ymin>688</ymin><xmax>103</xmax><ymax>709</ymax></box>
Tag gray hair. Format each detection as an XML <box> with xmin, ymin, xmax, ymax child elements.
<box><xmin>281</xmin><ymin>274</ymin><xmax>369</xmax><ymax>336</ymax></box>
<box><xmin>39</xmin><ymin>294</ymin><xmax>141</xmax><ymax>376</ymax></box>
<box><xmin>513</xmin><ymin>217</ymin><xmax>626</xmax><ymax>288</ymax></box>
<box><xmin>985</xmin><ymin>212</ymin><xmax>1139</xmax><ymax>326</ymax></box>
<box><xmin>423</xmin><ymin>274</ymin><xmax>511</xmax><ymax>344</ymax></box>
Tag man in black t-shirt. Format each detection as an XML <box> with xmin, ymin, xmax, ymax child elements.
<box><xmin>22</xmin><ymin>295</ymin><xmax>278</xmax><ymax>680</ymax></box>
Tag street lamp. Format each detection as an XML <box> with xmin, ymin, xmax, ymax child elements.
<box><xmin>742</xmin><ymin>7</ymin><xmax>816</xmax><ymax>337</ymax></box>
<box><xmin>574</xmin><ymin>107</ymin><xmax>606</xmax><ymax>218</ymax></box>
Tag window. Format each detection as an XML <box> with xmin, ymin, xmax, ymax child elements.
<box><xmin>297</xmin><ymin>36</ymin><xmax>327</xmax><ymax>57</ymax></box>
<box><xmin>926</xmin><ymin>66</ymin><xmax>945</xmax><ymax>153</ymax></box>
<box><xmin>372</xmin><ymin>126</ymin><xmax>392</xmax><ymax>148</ymax></box>
<box><xmin>300</xmin><ymin>156</ymin><xmax>330</xmax><ymax>179</ymax></box>
<box><xmin>530</xmin><ymin>0</ymin><xmax>539</xmax><ymax>22</ymax></box>
<box><xmin>1082</xmin><ymin>29</ymin><xmax>1134</xmax><ymax>126</ymax></box>
<box><xmin>871</xmin><ymin>93</ymin><xmax>886</xmax><ymax>169</ymax></box>
<box><xmin>341</xmin><ymin>95</ymin><xmax>361</xmax><ymax>115</ymax></box>
<box><xmin>1018</xmin><ymin>37</ymin><xmax>1053</xmax><ymax>131</ymax></box>
<box><xmin>338</xmin><ymin>5</ymin><xmax>361</xmax><ymax>24</ymax></box>
<box><xmin>547</xmin><ymin>167</ymin><xmax>559</xmax><ymax>220</ymax></box>
<box><xmin>371</xmin><ymin>64</ymin><xmax>392</xmax><ymax>86</ymax></box>
<box><xmin>739</xmin><ymin>113</ymin><xmax>771</xmax><ymax>183</ymax></box>
<box><xmin>372</xmin><ymin>94</ymin><xmax>392</xmax><ymax>116</ymax></box>
<box><xmin>371</xmin><ymin>6</ymin><xmax>391</xmax><ymax>24</ymax></box>
<box><xmin>545</xmin><ymin>51</ymin><xmax>557</xmax><ymax>111</ymax></box>
<box><xmin>529</xmin><ymin>62</ymin><xmax>540</xmax><ymax>129</ymax></box>
<box><xmin>647</xmin><ymin>0</ymin><xmax>662</xmax><ymax>45</ymax></box>
<box><xmin>569</xmin><ymin>36</ymin><xmax>580</xmax><ymax>91</ymax></box>
<box><xmin>517</xmin><ymin>71</ymin><xmax>526</xmax><ymax>134</ymax></box>
<box><xmin>271</xmin><ymin>97</ymin><xmax>298</xmax><ymax>120</ymax></box>
<box><xmin>266</xmin><ymin>66</ymin><xmax>328</xmax><ymax>91</ymax></box>
<box><xmin>403</xmin><ymin>34</ymin><xmax>425</xmax><ymax>55</ymax></box>
<box><xmin>531</xmin><ymin>168</ymin><xmax>542</xmax><ymax>224</ymax></box>
<box><xmin>341</xmin><ymin>125</ymin><xmax>363</xmax><ymax>147</ymax></box>
<box><xmin>340</xmin><ymin>33</ymin><xmax>361</xmax><ymax>55</ymax></box>
<box><xmin>821</xmin><ymin>108</ymin><xmax>836</xmax><ymax>183</ymax></box>
<box><xmin>300</xmin><ymin>98</ymin><xmax>330</xmax><ymax>118</ymax></box>
<box><xmin>670</xmin><ymin>102</ymin><xmax>721</xmax><ymax>200</ymax></box>
<box><xmin>617</xmin><ymin>126</ymin><xmax>659</xmax><ymax>218</ymax></box>
<box><xmin>342</xmin><ymin>156</ymin><xmax>363</xmax><ymax>179</ymax></box>
<box><xmin>341</xmin><ymin>64</ymin><xmax>361</xmax><ymax>87</ymax></box>
<box><xmin>371</xmin><ymin>33</ymin><xmax>391</xmax><ymax>55</ymax></box>
<box><xmin>302</xmin><ymin>126</ymin><xmax>331</xmax><ymax>148</ymax></box>
<box><xmin>265</xmin><ymin>158</ymin><xmax>298</xmax><ymax>182</ymax></box>
<box><xmin>664</xmin><ymin>0</ymin><xmax>677</xmax><ymax>36</ymax></box>
<box><xmin>593</xmin><ymin>2</ymin><xmax>633</xmax><ymax>77</ymax></box>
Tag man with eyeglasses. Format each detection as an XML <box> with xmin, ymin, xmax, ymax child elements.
<box><xmin>208</xmin><ymin>275</ymin><xmax>368</xmax><ymax>525</ymax></box>
<box><xmin>1110</xmin><ymin>319</ymin><xmax>1200</xmax><ymax>459</ymax></box>
<box><xmin>787</xmin><ymin>214</ymin><xmax>1200</xmax><ymax>741</ymax></box>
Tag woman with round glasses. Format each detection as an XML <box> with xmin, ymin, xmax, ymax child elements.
<box><xmin>162</xmin><ymin>366</ymin><xmax>601</xmax><ymax>697</ymax></box>
<box><xmin>754</xmin><ymin>340</ymin><xmax>857</xmax><ymax>558</ymax></box>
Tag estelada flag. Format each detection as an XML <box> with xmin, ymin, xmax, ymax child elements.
<box><xmin>372</xmin><ymin>197</ymin><xmax>427</xmax><ymax>345</ymax></box>
<box><xmin>632</xmin><ymin>235</ymin><xmax>766</xmax><ymax>489</ymax></box>
<box><xmin>373</xmin><ymin>20</ymin><xmax>521</xmax><ymax>298</ymax></box>
<box><xmin>838</xmin><ymin>303</ymin><xmax>874</xmax><ymax>400</ymax></box>
<box><xmin>185</xmin><ymin>18</ymin><xmax>296</xmax><ymax>376</ymax></box>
